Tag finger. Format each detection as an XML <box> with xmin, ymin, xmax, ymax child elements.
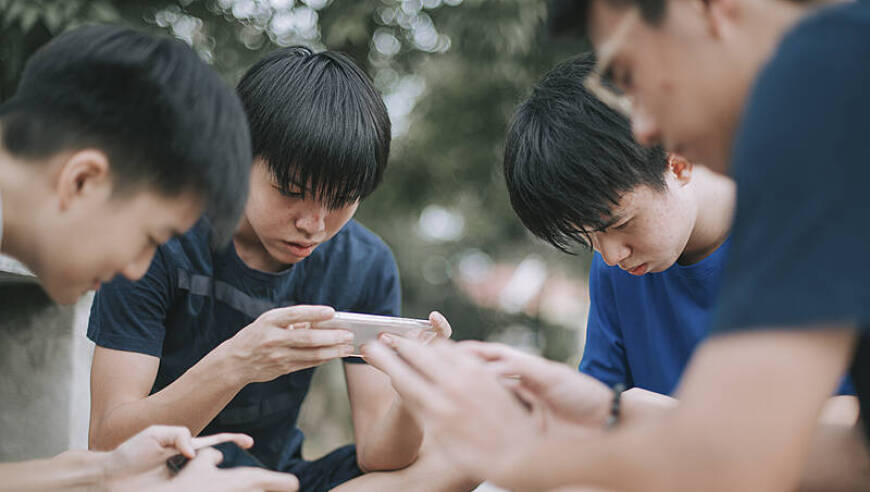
<box><xmin>234</xmin><ymin>469</ymin><xmax>300</xmax><ymax>491</ymax></box>
<box><xmin>456</xmin><ymin>340</ymin><xmax>515</xmax><ymax>361</ymax></box>
<box><xmin>282</xmin><ymin>328</ymin><xmax>354</xmax><ymax>347</ymax></box>
<box><xmin>187</xmin><ymin>447</ymin><xmax>224</xmax><ymax>469</ymax></box>
<box><xmin>260</xmin><ymin>305</ymin><xmax>335</xmax><ymax>327</ymax></box>
<box><xmin>382</xmin><ymin>335</ymin><xmax>456</xmax><ymax>384</ymax></box>
<box><xmin>428</xmin><ymin>311</ymin><xmax>453</xmax><ymax>338</ymax></box>
<box><xmin>285</xmin><ymin>344</ymin><xmax>355</xmax><ymax>361</ymax></box>
<box><xmin>149</xmin><ymin>425</ymin><xmax>196</xmax><ymax>459</ymax></box>
<box><xmin>360</xmin><ymin>341</ymin><xmax>439</xmax><ymax>410</ymax></box>
<box><xmin>191</xmin><ymin>433</ymin><xmax>254</xmax><ymax>451</ymax></box>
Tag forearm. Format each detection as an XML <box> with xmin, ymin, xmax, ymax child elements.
<box><xmin>498</xmin><ymin>407</ymin><xmax>801</xmax><ymax>492</ymax></box>
<box><xmin>0</xmin><ymin>450</ymin><xmax>109</xmax><ymax>492</ymax></box>
<box><xmin>356</xmin><ymin>398</ymin><xmax>423</xmax><ymax>472</ymax></box>
<box><xmin>620</xmin><ymin>387</ymin><xmax>676</xmax><ymax>424</ymax></box>
<box><xmin>92</xmin><ymin>348</ymin><xmax>246</xmax><ymax>450</ymax></box>
<box><xmin>798</xmin><ymin>423</ymin><xmax>870</xmax><ymax>492</ymax></box>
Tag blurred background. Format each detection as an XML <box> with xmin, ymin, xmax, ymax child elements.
<box><xmin>0</xmin><ymin>0</ymin><xmax>589</xmax><ymax>460</ymax></box>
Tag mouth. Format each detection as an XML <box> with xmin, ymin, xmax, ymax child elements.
<box><xmin>624</xmin><ymin>263</ymin><xmax>649</xmax><ymax>276</ymax></box>
<box><xmin>281</xmin><ymin>240</ymin><xmax>318</xmax><ymax>257</ymax></box>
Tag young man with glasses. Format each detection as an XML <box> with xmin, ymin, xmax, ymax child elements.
<box><xmin>361</xmin><ymin>0</ymin><xmax>870</xmax><ymax>490</ymax></box>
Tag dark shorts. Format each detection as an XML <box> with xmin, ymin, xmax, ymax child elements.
<box><xmin>286</xmin><ymin>444</ymin><xmax>364</xmax><ymax>492</ymax></box>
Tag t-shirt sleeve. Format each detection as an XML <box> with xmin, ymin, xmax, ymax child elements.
<box><xmin>357</xmin><ymin>246</ymin><xmax>402</xmax><ymax>317</ymax></box>
<box><xmin>579</xmin><ymin>253</ymin><xmax>631</xmax><ymax>388</ymax></box>
<box><xmin>87</xmin><ymin>247</ymin><xmax>176</xmax><ymax>357</ymax></box>
<box><xmin>344</xmin><ymin>244</ymin><xmax>402</xmax><ymax>364</ymax></box>
<box><xmin>712</xmin><ymin>9</ymin><xmax>870</xmax><ymax>336</ymax></box>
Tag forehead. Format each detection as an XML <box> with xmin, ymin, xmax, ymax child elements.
<box><xmin>612</xmin><ymin>183</ymin><xmax>670</xmax><ymax>214</ymax></box>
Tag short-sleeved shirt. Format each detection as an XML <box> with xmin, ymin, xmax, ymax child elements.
<box><xmin>580</xmin><ymin>243</ymin><xmax>730</xmax><ymax>396</ymax></box>
<box><xmin>711</xmin><ymin>0</ymin><xmax>870</xmax><ymax>433</ymax></box>
<box><xmin>88</xmin><ymin>218</ymin><xmax>401</xmax><ymax>471</ymax></box>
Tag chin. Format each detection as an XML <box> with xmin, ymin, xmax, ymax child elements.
<box><xmin>42</xmin><ymin>285</ymin><xmax>81</xmax><ymax>305</ymax></box>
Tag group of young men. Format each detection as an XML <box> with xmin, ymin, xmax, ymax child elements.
<box><xmin>0</xmin><ymin>0</ymin><xmax>867</xmax><ymax>490</ymax></box>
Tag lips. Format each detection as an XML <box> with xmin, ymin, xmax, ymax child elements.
<box><xmin>282</xmin><ymin>240</ymin><xmax>317</xmax><ymax>257</ymax></box>
<box><xmin>626</xmin><ymin>263</ymin><xmax>649</xmax><ymax>276</ymax></box>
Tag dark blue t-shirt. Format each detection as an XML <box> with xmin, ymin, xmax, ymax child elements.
<box><xmin>580</xmin><ymin>243</ymin><xmax>730</xmax><ymax>396</ymax></box>
<box><xmin>87</xmin><ymin>218</ymin><xmax>401</xmax><ymax>471</ymax></box>
<box><xmin>711</xmin><ymin>0</ymin><xmax>870</xmax><ymax>425</ymax></box>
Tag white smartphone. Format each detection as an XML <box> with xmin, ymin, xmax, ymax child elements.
<box><xmin>312</xmin><ymin>312</ymin><xmax>436</xmax><ymax>357</ymax></box>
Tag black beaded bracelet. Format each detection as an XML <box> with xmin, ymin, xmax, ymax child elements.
<box><xmin>605</xmin><ymin>383</ymin><xmax>626</xmax><ymax>429</ymax></box>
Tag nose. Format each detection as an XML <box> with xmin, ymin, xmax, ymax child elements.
<box><xmin>593</xmin><ymin>233</ymin><xmax>631</xmax><ymax>267</ymax></box>
<box><xmin>295</xmin><ymin>201</ymin><xmax>328</xmax><ymax>237</ymax></box>
<box><xmin>120</xmin><ymin>246</ymin><xmax>156</xmax><ymax>281</ymax></box>
<box><xmin>631</xmin><ymin>103</ymin><xmax>662</xmax><ymax>148</ymax></box>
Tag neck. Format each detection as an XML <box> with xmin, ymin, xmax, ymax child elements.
<box><xmin>232</xmin><ymin>217</ymin><xmax>290</xmax><ymax>273</ymax></box>
<box><xmin>679</xmin><ymin>167</ymin><xmax>735</xmax><ymax>265</ymax></box>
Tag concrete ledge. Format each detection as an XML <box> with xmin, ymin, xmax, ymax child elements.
<box><xmin>0</xmin><ymin>254</ymin><xmax>37</xmax><ymax>285</ymax></box>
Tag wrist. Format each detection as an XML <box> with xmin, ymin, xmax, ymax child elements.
<box><xmin>52</xmin><ymin>449</ymin><xmax>111</xmax><ymax>491</ymax></box>
<box><xmin>588</xmin><ymin>380</ymin><xmax>616</xmax><ymax>428</ymax></box>
<box><xmin>206</xmin><ymin>340</ymin><xmax>250</xmax><ymax>388</ymax></box>
<box><xmin>604</xmin><ymin>383</ymin><xmax>626</xmax><ymax>429</ymax></box>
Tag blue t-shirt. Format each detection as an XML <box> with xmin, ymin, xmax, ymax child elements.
<box><xmin>711</xmin><ymin>0</ymin><xmax>869</xmax><ymax>426</ymax></box>
<box><xmin>87</xmin><ymin>218</ymin><xmax>401</xmax><ymax>471</ymax></box>
<box><xmin>580</xmin><ymin>242</ymin><xmax>730</xmax><ymax>396</ymax></box>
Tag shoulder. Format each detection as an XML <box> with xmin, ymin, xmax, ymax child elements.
<box><xmin>788</xmin><ymin>1</ymin><xmax>870</xmax><ymax>38</ymax></box>
<box><xmin>318</xmin><ymin>220</ymin><xmax>396</xmax><ymax>268</ymax></box>
<box><xmin>157</xmin><ymin>216</ymin><xmax>214</xmax><ymax>270</ymax></box>
<box><xmin>754</xmin><ymin>2</ymin><xmax>870</xmax><ymax>96</ymax></box>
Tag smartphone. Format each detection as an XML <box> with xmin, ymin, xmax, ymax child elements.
<box><xmin>166</xmin><ymin>441</ymin><xmax>267</xmax><ymax>475</ymax></box>
<box><xmin>311</xmin><ymin>312</ymin><xmax>436</xmax><ymax>356</ymax></box>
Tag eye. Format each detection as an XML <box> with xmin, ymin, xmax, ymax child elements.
<box><xmin>274</xmin><ymin>185</ymin><xmax>304</xmax><ymax>199</ymax></box>
<box><xmin>613</xmin><ymin>67</ymin><xmax>633</xmax><ymax>93</ymax></box>
<box><xmin>613</xmin><ymin>218</ymin><xmax>633</xmax><ymax>231</ymax></box>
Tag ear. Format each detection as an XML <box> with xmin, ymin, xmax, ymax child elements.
<box><xmin>668</xmin><ymin>153</ymin><xmax>694</xmax><ymax>186</ymax></box>
<box><xmin>55</xmin><ymin>149</ymin><xmax>112</xmax><ymax>211</ymax></box>
<box><xmin>702</xmin><ymin>0</ymin><xmax>740</xmax><ymax>40</ymax></box>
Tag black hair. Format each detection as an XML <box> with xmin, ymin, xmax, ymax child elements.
<box><xmin>503</xmin><ymin>53</ymin><xmax>668</xmax><ymax>253</ymax></box>
<box><xmin>0</xmin><ymin>24</ymin><xmax>252</xmax><ymax>244</ymax></box>
<box><xmin>548</xmin><ymin>0</ymin><xmax>666</xmax><ymax>38</ymax></box>
<box><xmin>236</xmin><ymin>46</ymin><xmax>390</xmax><ymax>210</ymax></box>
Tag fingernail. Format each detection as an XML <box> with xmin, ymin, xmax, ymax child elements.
<box><xmin>379</xmin><ymin>333</ymin><xmax>397</xmax><ymax>347</ymax></box>
<box><xmin>342</xmin><ymin>331</ymin><xmax>355</xmax><ymax>342</ymax></box>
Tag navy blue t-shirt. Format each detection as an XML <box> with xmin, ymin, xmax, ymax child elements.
<box><xmin>712</xmin><ymin>0</ymin><xmax>870</xmax><ymax>429</ymax></box>
<box><xmin>580</xmin><ymin>243</ymin><xmax>730</xmax><ymax>395</ymax></box>
<box><xmin>88</xmin><ymin>218</ymin><xmax>400</xmax><ymax>471</ymax></box>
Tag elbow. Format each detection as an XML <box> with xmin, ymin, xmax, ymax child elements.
<box><xmin>88</xmin><ymin>417</ymin><xmax>123</xmax><ymax>451</ymax></box>
<box><xmin>356</xmin><ymin>447</ymin><xmax>420</xmax><ymax>473</ymax></box>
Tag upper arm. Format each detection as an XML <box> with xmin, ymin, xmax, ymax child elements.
<box><xmin>579</xmin><ymin>254</ymin><xmax>628</xmax><ymax>387</ymax></box>
<box><xmin>89</xmin><ymin>346</ymin><xmax>161</xmax><ymax>440</ymax></box>
<box><xmin>344</xmin><ymin>244</ymin><xmax>402</xmax><ymax>429</ymax></box>
<box><xmin>663</xmin><ymin>327</ymin><xmax>857</xmax><ymax>491</ymax></box>
<box><xmin>87</xmin><ymin>248</ymin><xmax>175</xmax><ymax>438</ymax></box>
